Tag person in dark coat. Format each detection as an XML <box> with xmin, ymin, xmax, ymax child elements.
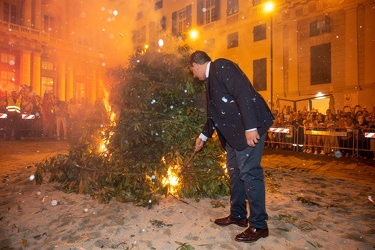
<box><xmin>189</xmin><ymin>51</ymin><xmax>274</xmax><ymax>243</ymax></box>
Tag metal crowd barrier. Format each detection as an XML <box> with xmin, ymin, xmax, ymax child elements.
<box><xmin>265</xmin><ymin>126</ymin><xmax>375</xmax><ymax>158</ymax></box>
<box><xmin>0</xmin><ymin>113</ymin><xmax>43</xmax><ymax>139</ymax></box>
<box><xmin>356</xmin><ymin>128</ymin><xmax>375</xmax><ymax>158</ymax></box>
<box><xmin>20</xmin><ymin>114</ymin><xmax>43</xmax><ymax>137</ymax></box>
<box><xmin>0</xmin><ymin>113</ymin><xmax>7</xmax><ymax>139</ymax></box>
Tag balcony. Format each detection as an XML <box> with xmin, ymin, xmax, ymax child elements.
<box><xmin>0</xmin><ymin>20</ymin><xmax>98</xmax><ymax>57</ymax></box>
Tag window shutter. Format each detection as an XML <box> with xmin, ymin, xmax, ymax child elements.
<box><xmin>197</xmin><ymin>0</ymin><xmax>203</xmax><ymax>26</ymax></box>
<box><xmin>186</xmin><ymin>4</ymin><xmax>192</xmax><ymax>28</ymax></box>
<box><xmin>172</xmin><ymin>11</ymin><xmax>177</xmax><ymax>34</ymax></box>
<box><xmin>214</xmin><ymin>0</ymin><xmax>221</xmax><ymax>21</ymax></box>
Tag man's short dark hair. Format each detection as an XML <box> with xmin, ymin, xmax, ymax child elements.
<box><xmin>189</xmin><ymin>51</ymin><xmax>211</xmax><ymax>67</ymax></box>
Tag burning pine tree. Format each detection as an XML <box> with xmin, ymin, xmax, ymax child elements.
<box><xmin>35</xmin><ymin>47</ymin><xmax>229</xmax><ymax>207</ymax></box>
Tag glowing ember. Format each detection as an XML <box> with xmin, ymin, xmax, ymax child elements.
<box><xmin>99</xmin><ymin>130</ymin><xmax>114</xmax><ymax>153</ymax></box>
<box><xmin>222</xmin><ymin>163</ymin><xmax>228</xmax><ymax>174</ymax></box>
<box><xmin>162</xmin><ymin>166</ymin><xmax>180</xmax><ymax>194</ymax></box>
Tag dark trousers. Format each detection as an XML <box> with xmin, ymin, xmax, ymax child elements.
<box><xmin>6</xmin><ymin>113</ymin><xmax>21</xmax><ymax>140</ymax></box>
<box><xmin>225</xmin><ymin>133</ymin><xmax>268</xmax><ymax>229</ymax></box>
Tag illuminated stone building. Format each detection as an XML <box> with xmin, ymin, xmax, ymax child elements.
<box><xmin>0</xmin><ymin>0</ymin><xmax>105</xmax><ymax>103</ymax></box>
<box><xmin>132</xmin><ymin>0</ymin><xmax>375</xmax><ymax>112</ymax></box>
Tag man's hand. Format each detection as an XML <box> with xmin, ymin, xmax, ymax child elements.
<box><xmin>195</xmin><ymin>137</ymin><xmax>204</xmax><ymax>152</ymax></box>
<box><xmin>245</xmin><ymin>130</ymin><xmax>260</xmax><ymax>147</ymax></box>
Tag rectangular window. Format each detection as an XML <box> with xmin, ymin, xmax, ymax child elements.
<box><xmin>0</xmin><ymin>70</ymin><xmax>15</xmax><ymax>93</ymax></box>
<box><xmin>310</xmin><ymin>16</ymin><xmax>331</xmax><ymax>37</ymax></box>
<box><xmin>172</xmin><ymin>5</ymin><xmax>192</xmax><ymax>35</ymax></box>
<box><xmin>227</xmin><ymin>32</ymin><xmax>238</xmax><ymax>49</ymax></box>
<box><xmin>227</xmin><ymin>0</ymin><xmax>238</xmax><ymax>16</ymax></box>
<box><xmin>252</xmin><ymin>0</ymin><xmax>261</xmax><ymax>6</ymax></box>
<box><xmin>155</xmin><ymin>0</ymin><xmax>163</xmax><ymax>10</ymax></box>
<box><xmin>178</xmin><ymin>8</ymin><xmax>187</xmax><ymax>34</ymax></box>
<box><xmin>3</xmin><ymin>2</ymin><xmax>17</xmax><ymax>24</ymax></box>
<box><xmin>197</xmin><ymin>0</ymin><xmax>220</xmax><ymax>26</ymax></box>
<box><xmin>41</xmin><ymin>61</ymin><xmax>54</xmax><ymax>71</ymax></box>
<box><xmin>253</xmin><ymin>24</ymin><xmax>266</xmax><ymax>42</ymax></box>
<box><xmin>43</xmin><ymin>15</ymin><xmax>55</xmax><ymax>32</ymax></box>
<box><xmin>160</xmin><ymin>16</ymin><xmax>166</xmax><ymax>30</ymax></box>
<box><xmin>0</xmin><ymin>54</ymin><xmax>6</xmax><ymax>64</ymax></box>
<box><xmin>253</xmin><ymin>58</ymin><xmax>267</xmax><ymax>91</ymax></box>
<box><xmin>75</xmin><ymin>82</ymin><xmax>85</xmax><ymax>100</ymax></box>
<box><xmin>136</xmin><ymin>11</ymin><xmax>143</xmax><ymax>20</ymax></box>
<box><xmin>310</xmin><ymin>43</ymin><xmax>331</xmax><ymax>85</ymax></box>
<box><xmin>41</xmin><ymin>77</ymin><xmax>54</xmax><ymax>95</ymax></box>
<box><xmin>205</xmin><ymin>0</ymin><xmax>216</xmax><ymax>24</ymax></box>
<box><xmin>0</xmin><ymin>52</ymin><xmax>16</xmax><ymax>93</ymax></box>
<box><xmin>3</xmin><ymin>3</ymin><xmax>9</xmax><ymax>22</ymax></box>
<box><xmin>0</xmin><ymin>53</ymin><xmax>15</xmax><ymax>64</ymax></box>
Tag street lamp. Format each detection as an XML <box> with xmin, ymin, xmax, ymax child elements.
<box><xmin>189</xmin><ymin>29</ymin><xmax>199</xmax><ymax>40</ymax></box>
<box><xmin>264</xmin><ymin>1</ymin><xmax>275</xmax><ymax>110</ymax></box>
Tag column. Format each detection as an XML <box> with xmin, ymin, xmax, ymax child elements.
<box><xmin>20</xmin><ymin>50</ymin><xmax>31</xmax><ymax>86</ymax></box>
<box><xmin>66</xmin><ymin>65</ymin><xmax>74</xmax><ymax>101</ymax></box>
<box><xmin>23</xmin><ymin>0</ymin><xmax>32</xmax><ymax>27</ymax></box>
<box><xmin>58</xmin><ymin>62</ymin><xmax>66</xmax><ymax>101</ymax></box>
<box><xmin>31</xmin><ymin>52</ymin><xmax>41</xmax><ymax>95</ymax></box>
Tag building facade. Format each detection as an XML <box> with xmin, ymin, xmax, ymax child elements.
<box><xmin>0</xmin><ymin>0</ymin><xmax>105</xmax><ymax>103</ymax></box>
<box><xmin>132</xmin><ymin>0</ymin><xmax>375</xmax><ymax>113</ymax></box>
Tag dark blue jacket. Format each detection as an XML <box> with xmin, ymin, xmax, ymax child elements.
<box><xmin>202</xmin><ymin>58</ymin><xmax>274</xmax><ymax>150</ymax></box>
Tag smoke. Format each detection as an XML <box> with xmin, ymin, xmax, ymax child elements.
<box><xmin>69</xmin><ymin>0</ymin><xmax>156</xmax><ymax>67</ymax></box>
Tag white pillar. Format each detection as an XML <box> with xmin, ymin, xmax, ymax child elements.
<box><xmin>32</xmin><ymin>52</ymin><xmax>41</xmax><ymax>95</ymax></box>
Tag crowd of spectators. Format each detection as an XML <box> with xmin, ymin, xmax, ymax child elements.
<box><xmin>1</xmin><ymin>87</ymin><xmax>374</xmax><ymax>160</ymax></box>
<box><xmin>0</xmin><ymin>86</ymin><xmax>108</xmax><ymax>141</ymax></box>
<box><xmin>267</xmin><ymin>105</ymin><xmax>375</xmax><ymax>160</ymax></box>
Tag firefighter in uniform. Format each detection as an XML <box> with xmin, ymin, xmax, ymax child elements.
<box><xmin>6</xmin><ymin>91</ymin><xmax>22</xmax><ymax>140</ymax></box>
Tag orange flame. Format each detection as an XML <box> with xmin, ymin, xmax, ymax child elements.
<box><xmin>99</xmin><ymin>87</ymin><xmax>115</xmax><ymax>153</ymax></box>
<box><xmin>102</xmin><ymin>88</ymin><xmax>116</xmax><ymax>126</ymax></box>
<box><xmin>162</xmin><ymin>166</ymin><xmax>180</xmax><ymax>194</ymax></box>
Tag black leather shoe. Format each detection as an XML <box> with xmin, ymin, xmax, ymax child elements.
<box><xmin>235</xmin><ymin>226</ymin><xmax>269</xmax><ymax>242</ymax></box>
<box><xmin>214</xmin><ymin>216</ymin><xmax>248</xmax><ymax>227</ymax></box>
